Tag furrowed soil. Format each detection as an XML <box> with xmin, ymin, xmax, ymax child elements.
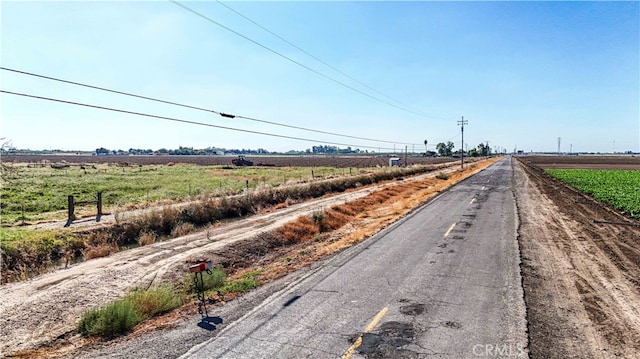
<box><xmin>0</xmin><ymin>159</ymin><xmax>495</xmax><ymax>358</ymax></box>
<box><xmin>514</xmin><ymin>158</ymin><xmax>640</xmax><ymax>358</ymax></box>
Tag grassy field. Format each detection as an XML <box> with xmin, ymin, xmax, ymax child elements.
<box><xmin>546</xmin><ymin>169</ymin><xmax>640</xmax><ymax>219</ymax></box>
<box><xmin>0</xmin><ymin>163</ymin><xmax>377</xmax><ymax>225</ymax></box>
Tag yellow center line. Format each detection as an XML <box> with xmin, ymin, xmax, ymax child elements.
<box><xmin>342</xmin><ymin>306</ymin><xmax>389</xmax><ymax>359</ymax></box>
<box><xmin>444</xmin><ymin>222</ymin><xmax>456</xmax><ymax>237</ymax></box>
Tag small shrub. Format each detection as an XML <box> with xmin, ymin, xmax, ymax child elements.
<box><xmin>321</xmin><ymin>209</ymin><xmax>351</xmax><ymax>232</ymax></box>
<box><xmin>77</xmin><ymin>308</ymin><xmax>101</xmax><ymax>336</ymax></box>
<box><xmin>436</xmin><ymin>173</ymin><xmax>449</xmax><ymax>180</ymax></box>
<box><xmin>126</xmin><ymin>285</ymin><xmax>181</xmax><ymax>318</ymax></box>
<box><xmin>137</xmin><ymin>231</ymin><xmax>157</xmax><ymax>246</ymax></box>
<box><xmin>311</xmin><ymin>211</ymin><xmax>325</xmax><ymax>231</ymax></box>
<box><xmin>171</xmin><ymin>222</ymin><xmax>195</xmax><ymax>237</ymax></box>
<box><xmin>84</xmin><ymin>243</ymin><xmax>113</xmax><ymax>259</ymax></box>
<box><xmin>78</xmin><ymin>299</ymin><xmax>141</xmax><ymax>337</ymax></box>
<box><xmin>277</xmin><ymin>216</ymin><xmax>317</xmax><ymax>243</ymax></box>
<box><xmin>184</xmin><ymin>266</ymin><xmax>226</xmax><ymax>293</ymax></box>
<box><xmin>78</xmin><ymin>285</ymin><xmax>181</xmax><ymax>337</ymax></box>
<box><xmin>201</xmin><ymin>267</ymin><xmax>226</xmax><ymax>291</ymax></box>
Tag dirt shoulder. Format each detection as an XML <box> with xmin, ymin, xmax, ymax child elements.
<box><xmin>514</xmin><ymin>158</ymin><xmax>640</xmax><ymax>358</ymax></box>
<box><xmin>0</xmin><ymin>160</ymin><xmax>494</xmax><ymax>357</ymax></box>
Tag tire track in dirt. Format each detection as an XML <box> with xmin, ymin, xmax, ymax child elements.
<box><xmin>514</xmin><ymin>158</ymin><xmax>640</xmax><ymax>358</ymax></box>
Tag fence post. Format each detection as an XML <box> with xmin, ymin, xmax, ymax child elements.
<box><xmin>68</xmin><ymin>195</ymin><xmax>75</xmax><ymax>221</ymax></box>
<box><xmin>97</xmin><ymin>192</ymin><xmax>103</xmax><ymax>216</ymax></box>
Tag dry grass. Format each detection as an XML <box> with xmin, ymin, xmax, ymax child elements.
<box><xmin>82</xmin><ymin>230</ymin><xmax>116</xmax><ymax>259</ymax></box>
<box><xmin>137</xmin><ymin>231</ymin><xmax>157</xmax><ymax>246</ymax></box>
<box><xmin>277</xmin><ymin>216</ymin><xmax>318</xmax><ymax>243</ymax></box>
<box><xmin>171</xmin><ymin>222</ymin><xmax>195</xmax><ymax>237</ymax></box>
<box><xmin>84</xmin><ymin>243</ymin><xmax>115</xmax><ymax>259</ymax></box>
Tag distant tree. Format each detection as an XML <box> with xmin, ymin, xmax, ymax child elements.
<box><xmin>445</xmin><ymin>141</ymin><xmax>455</xmax><ymax>156</ymax></box>
<box><xmin>95</xmin><ymin>147</ymin><xmax>110</xmax><ymax>155</ymax></box>
<box><xmin>476</xmin><ymin>143</ymin><xmax>492</xmax><ymax>156</ymax></box>
<box><xmin>436</xmin><ymin>142</ymin><xmax>455</xmax><ymax>156</ymax></box>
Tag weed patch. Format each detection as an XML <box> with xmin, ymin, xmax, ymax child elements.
<box><xmin>78</xmin><ymin>285</ymin><xmax>181</xmax><ymax>338</ymax></box>
<box><xmin>78</xmin><ymin>299</ymin><xmax>141</xmax><ymax>338</ymax></box>
<box><xmin>137</xmin><ymin>231</ymin><xmax>157</xmax><ymax>246</ymax></box>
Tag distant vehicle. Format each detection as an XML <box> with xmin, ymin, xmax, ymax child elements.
<box><xmin>231</xmin><ymin>155</ymin><xmax>254</xmax><ymax>166</ymax></box>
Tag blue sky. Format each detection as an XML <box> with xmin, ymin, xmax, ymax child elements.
<box><xmin>1</xmin><ymin>1</ymin><xmax>638</xmax><ymax>153</ymax></box>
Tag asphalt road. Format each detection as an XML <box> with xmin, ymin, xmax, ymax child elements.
<box><xmin>181</xmin><ymin>157</ymin><xmax>528</xmax><ymax>358</ymax></box>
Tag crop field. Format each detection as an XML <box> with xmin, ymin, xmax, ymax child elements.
<box><xmin>518</xmin><ymin>155</ymin><xmax>640</xmax><ymax>219</ymax></box>
<box><xmin>519</xmin><ymin>154</ymin><xmax>640</xmax><ymax>170</ymax></box>
<box><xmin>0</xmin><ymin>162</ymin><xmax>394</xmax><ymax>225</ymax></box>
<box><xmin>545</xmin><ymin>169</ymin><xmax>640</xmax><ymax>219</ymax></box>
<box><xmin>1</xmin><ymin>154</ymin><xmax>454</xmax><ymax>168</ymax></box>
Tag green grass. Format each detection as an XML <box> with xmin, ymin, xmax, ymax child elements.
<box><xmin>0</xmin><ymin>227</ymin><xmax>82</xmax><ymax>281</ymax></box>
<box><xmin>0</xmin><ymin>164</ymin><xmax>377</xmax><ymax>225</ymax></box>
<box><xmin>78</xmin><ymin>299</ymin><xmax>142</xmax><ymax>338</ymax></box>
<box><xmin>545</xmin><ymin>169</ymin><xmax>640</xmax><ymax>219</ymax></box>
<box><xmin>184</xmin><ymin>267</ymin><xmax>260</xmax><ymax>295</ymax></box>
<box><xmin>183</xmin><ymin>266</ymin><xmax>226</xmax><ymax>292</ymax></box>
<box><xmin>78</xmin><ymin>285</ymin><xmax>181</xmax><ymax>337</ymax></box>
<box><xmin>77</xmin><ymin>269</ymin><xmax>260</xmax><ymax>338</ymax></box>
<box><xmin>217</xmin><ymin>270</ymin><xmax>261</xmax><ymax>294</ymax></box>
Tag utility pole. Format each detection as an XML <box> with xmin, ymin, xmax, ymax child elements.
<box><xmin>457</xmin><ymin>116</ymin><xmax>468</xmax><ymax>169</ymax></box>
<box><xmin>557</xmin><ymin>137</ymin><xmax>561</xmax><ymax>154</ymax></box>
<box><xmin>405</xmin><ymin>146</ymin><xmax>408</xmax><ymax>167</ymax></box>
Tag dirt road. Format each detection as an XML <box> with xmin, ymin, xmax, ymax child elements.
<box><xmin>514</xmin><ymin>158</ymin><xmax>640</xmax><ymax>358</ymax></box>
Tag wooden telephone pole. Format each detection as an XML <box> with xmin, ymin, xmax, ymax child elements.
<box><xmin>457</xmin><ymin>116</ymin><xmax>468</xmax><ymax>169</ymax></box>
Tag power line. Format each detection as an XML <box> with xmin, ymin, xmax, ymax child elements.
<box><xmin>215</xmin><ymin>1</ymin><xmax>444</xmax><ymax>120</ymax></box>
<box><xmin>170</xmin><ymin>0</ymin><xmax>435</xmax><ymax>119</ymax></box>
<box><xmin>0</xmin><ymin>67</ymin><xmax>420</xmax><ymax>146</ymax></box>
<box><xmin>0</xmin><ymin>89</ymin><xmax>402</xmax><ymax>151</ymax></box>
<box><xmin>0</xmin><ymin>67</ymin><xmax>221</xmax><ymax>115</ymax></box>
